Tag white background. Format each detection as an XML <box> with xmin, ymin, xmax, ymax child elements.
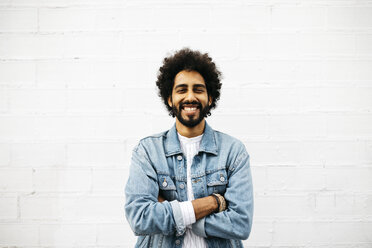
<box><xmin>0</xmin><ymin>0</ymin><xmax>372</xmax><ymax>247</ymax></box>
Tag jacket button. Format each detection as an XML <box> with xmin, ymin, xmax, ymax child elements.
<box><xmin>177</xmin><ymin>155</ymin><xmax>183</xmax><ymax>161</ymax></box>
<box><xmin>162</xmin><ymin>181</ymin><xmax>168</xmax><ymax>187</ymax></box>
<box><xmin>180</xmin><ymin>183</ymin><xmax>185</xmax><ymax>189</ymax></box>
<box><xmin>175</xmin><ymin>239</ymin><xmax>181</xmax><ymax>245</ymax></box>
<box><xmin>220</xmin><ymin>176</ymin><xmax>225</xmax><ymax>182</ymax></box>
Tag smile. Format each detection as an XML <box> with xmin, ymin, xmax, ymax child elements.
<box><xmin>184</xmin><ymin>107</ymin><xmax>197</xmax><ymax>111</ymax></box>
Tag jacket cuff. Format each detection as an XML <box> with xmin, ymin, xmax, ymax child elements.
<box><xmin>170</xmin><ymin>200</ymin><xmax>186</xmax><ymax>236</ymax></box>
<box><xmin>192</xmin><ymin>217</ymin><xmax>207</xmax><ymax>238</ymax></box>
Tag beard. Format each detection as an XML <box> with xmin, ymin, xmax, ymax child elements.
<box><xmin>171</xmin><ymin>100</ymin><xmax>209</xmax><ymax>128</ymax></box>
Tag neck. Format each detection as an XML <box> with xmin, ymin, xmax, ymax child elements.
<box><xmin>175</xmin><ymin>119</ymin><xmax>205</xmax><ymax>138</ymax></box>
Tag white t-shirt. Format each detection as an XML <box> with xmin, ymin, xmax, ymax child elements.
<box><xmin>177</xmin><ymin>132</ymin><xmax>208</xmax><ymax>248</ymax></box>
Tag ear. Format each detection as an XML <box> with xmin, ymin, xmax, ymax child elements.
<box><xmin>208</xmin><ymin>96</ymin><xmax>212</xmax><ymax>106</ymax></box>
<box><xmin>168</xmin><ymin>96</ymin><xmax>172</xmax><ymax>108</ymax></box>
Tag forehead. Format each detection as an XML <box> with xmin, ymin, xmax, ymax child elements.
<box><xmin>173</xmin><ymin>70</ymin><xmax>205</xmax><ymax>87</ymax></box>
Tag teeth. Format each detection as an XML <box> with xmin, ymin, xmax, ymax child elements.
<box><xmin>184</xmin><ymin>107</ymin><xmax>197</xmax><ymax>111</ymax></box>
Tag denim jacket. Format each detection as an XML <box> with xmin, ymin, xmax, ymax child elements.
<box><xmin>125</xmin><ymin>121</ymin><xmax>254</xmax><ymax>248</ymax></box>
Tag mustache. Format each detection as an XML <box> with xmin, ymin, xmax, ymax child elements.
<box><xmin>179</xmin><ymin>101</ymin><xmax>202</xmax><ymax>109</ymax></box>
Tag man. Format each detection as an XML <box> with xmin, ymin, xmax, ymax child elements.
<box><xmin>125</xmin><ymin>48</ymin><xmax>254</xmax><ymax>247</ymax></box>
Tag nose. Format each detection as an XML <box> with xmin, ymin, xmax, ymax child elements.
<box><xmin>184</xmin><ymin>89</ymin><xmax>197</xmax><ymax>102</ymax></box>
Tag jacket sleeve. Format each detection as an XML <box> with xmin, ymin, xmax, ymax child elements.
<box><xmin>124</xmin><ymin>142</ymin><xmax>186</xmax><ymax>236</ymax></box>
<box><xmin>192</xmin><ymin>143</ymin><xmax>254</xmax><ymax>240</ymax></box>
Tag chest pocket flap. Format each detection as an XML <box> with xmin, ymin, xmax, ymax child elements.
<box><xmin>207</xmin><ymin>169</ymin><xmax>228</xmax><ymax>186</ymax></box>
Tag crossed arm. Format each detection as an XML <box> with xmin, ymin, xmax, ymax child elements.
<box><xmin>125</xmin><ymin>142</ymin><xmax>253</xmax><ymax>239</ymax></box>
<box><xmin>158</xmin><ymin>194</ymin><xmax>219</xmax><ymax>221</ymax></box>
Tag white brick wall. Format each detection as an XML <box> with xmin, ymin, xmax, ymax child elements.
<box><xmin>0</xmin><ymin>1</ymin><xmax>371</xmax><ymax>247</ymax></box>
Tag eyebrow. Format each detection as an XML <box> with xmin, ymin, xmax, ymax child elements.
<box><xmin>174</xmin><ymin>84</ymin><xmax>206</xmax><ymax>90</ymax></box>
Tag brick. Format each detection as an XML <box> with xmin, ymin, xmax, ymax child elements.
<box><xmin>255</xmin><ymin>193</ymin><xmax>314</xmax><ymax>218</ymax></box>
<box><xmin>250</xmin><ymin>166</ymin><xmax>267</xmax><ymax>192</ymax></box>
<box><xmin>218</xmin><ymin>60</ymin><xmax>266</xmax><ymax>85</ymax></box>
<box><xmin>95</xmin><ymin>8</ymin><xmax>153</xmax><ymax>30</ymax></box>
<box><xmin>327</xmin><ymin>6</ymin><xmax>355</xmax><ymax>28</ymax></box>
<box><xmin>210</xmin><ymin>6</ymin><xmax>270</xmax><ymax>30</ymax></box>
<box><xmin>39</xmin><ymin>7</ymin><xmax>97</xmax><ymax>32</ymax></box>
<box><xmin>33</xmin><ymin>168</ymin><xmax>91</xmax><ymax>192</ymax></box>
<box><xmin>321</xmin><ymin>60</ymin><xmax>355</xmax><ymax>82</ymax></box>
<box><xmin>122</xmin><ymin>33</ymin><xmax>179</xmax><ymax>60</ymax></box>
<box><xmin>0</xmin><ymin>8</ymin><xmax>38</xmax><ymax>32</ymax></box>
<box><xmin>325</xmin><ymin>167</ymin><xmax>372</xmax><ymax>191</ymax></box>
<box><xmin>67</xmin><ymin>89</ymin><xmax>122</xmax><ymax>112</ymax></box>
<box><xmin>67</xmin><ymin>142</ymin><xmax>125</xmax><ymax>167</ymax></box>
<box><xmin>298</xmin><ymin>33</ymin><xmax>355</xmax><ymax>56</ymax></box>
<box><xmin>265</xmin><ymin>60</ymin><xmax>299</xmax><ymax>83</ymax></box>
<box><xmin>237</xmin><ymin>87</ymin><xmax>300</xmax><ymax>112</ymax></box>
<box><xmin>147</xmin><ymin>114</ymin><xmax>175</xmax><ymax>136</ymax></box>
<box><xmin>209</xmin><ymin>114</ymin><xmax>268</xmax><ymax>138</ymax></box>
<box><xmin>272</xmin><ymin>6</ymin><xmax>325</xmax><ymax>29</ymax></box>
<box><xmin>0</xmin><ymin>61</ymin><xmax>36</xmax><ymax>85</ymax></box>
<box><xmin>317</xmin><ymin>87</ymin><xmax>372</xmax><ymax>112</ymax></box>
<box><xmin>11</xmin><ymin>143</ymin><xmax>66</xmax><ymax>167</ymax></box>
<box><xmin>293</xmin><ymin>60</ymin><xmax>323</xmax><ymax>85</ymax></box>
<box><xmin>239</xmin><ymin>34</ymin><xmax>268</xmax><ymax>59</ymax></box>
<box><xmin>354</xmin><ymin>7</ymin><xmax>372</xmax><ymax>28</ymax></box>
<box><xmin>354</xmin><ymin>60</ymin><xmax>372</xmax><ymax>82</ymax></box>
<box><xmin>267</xmin><ymin>167</ymin><xmax>325</xmax><ymax>191</ymax></box>
<box><xmin>0</xmin><ymin>144</ymin><xmax>11</xmax><ymax>166</ymax></box>
<box><xmin>9</xmin><ymin>89</ymin><xmax>66</xmax><ymax>112</ymax></box>
<box><xmin>39</xmin><ymin>224</ymin><xmax>96</xmax><ymax>246</ymax></box>
<box><xmin>322</xmin><ymin>140</ymin><xmax>364</xmax><ymax>166</ymax></box>
<box><xmin>0</xmin><ymin>90</ymin><xmax>8</xmax><ymax>112</ymax></box>
<box><xmin>92</xmin><ymin>168</ymin><xmax>127</xmax><ymax>192</ymax></box>
<box><xmin>20</xmin><ymin>196</ymin><xmax>60</xmax><ymax>219</ymax></box>
<box><xmin>0</xmin><ymin>33</ymin><xmax>123</xmax><ymax>59</ymax></box>
<box><xmin>314</xmin><ymin>193</ymin><xmax>371</xmax><ymax>218</ymax></box>
<box><xmin>97</xmin><ymin>223</ymin><xmax>137</xmax><ymax>245</ymax></box>
<box><xmin>63</xmin><ymin>33</ymin><xmax>122</xmax><ymax>58</ymax></box>
<box><xmin>245</xmin><ymin>141</ymin><xmax>301</xmax><ymax>166</ymax></box>
<box><xmin>0</xmin><ymin>224</ymin><xmax>39</xmax><ymax>245</ymax></box>
<box><xmin>0</xmin><ymin>34</ymin><xmax>62</xmax><ymax>59</ymax></box>
<box><xmin>0</xmin><ymin>168</ymin><xmax>33</xmax><ymax>192</ymax></box>
<box><xmin>36</xmin><ymin>60</ymin><xmax>151</xmax><ymax>88</ymax></box>
<box><xmin>179</xmin><ymin>32</ymin><xmax>239</xmax><ymax>60</ymax></box>
<box><xmin>328</xmin><ymin>221</ymin><xmax>372</xmax><ymax>243</ymax></box>
<box><xmin>298</xmin><ymin>141</ymin><xmax>327</xmax><ymax>165</ymax></box>
<box><xmin>363</xmin><ymin>141</ymin><xmax>372</xmax><ymax>165</ymax></box>
<box><xmin>150</xmin><ymin>7</ymin><xmax>209</xmax><ymax>30</ymax></box>
<box><xmin>65</xmin><ymin>196</ymin><xmax>125</xmax><ymax>221</ymax></box>
<box><xmin>356</xmin><ymin>34</ymin><xmax>372</xmax><ymax>56</ymax></box>
<box><xmin>0</xmin><ymin>114</ymin><xmax>151</xmax><ymax>140</ymax></box>
<box><xmin>241</xmin><ymin>220</ymin><xmax>272</xmax><ymax>246</ymax></box>
<box><xmin>268</xmin><ymin>114</ymin><xmax>327</xmax><ymax>139</ymax></box>
<box><xmin>124</xmin><ymin>88</ymin><xmax>163</xmax><ymax>111</ymax></box>
<box><xmin>326</xmin><ymin>114</ymin><xmax>372</xmax><ymax>138</ymax></box>
<box><xmin>266</xmin><ymin>33</ymin><xmax>298</xmax><ymax>59</ymax></box>
<box><xmin>272</xmin><ymin>221</ymin><xmax>332</xmax><ymax>244</ymax></box>
<box><xmin>0</xmin><ymin>196</ymin><xmax>17</xmax><ymax>219</ymax></box>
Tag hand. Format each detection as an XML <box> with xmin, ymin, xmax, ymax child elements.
<box><xmin>158</xmin><ymin>194</ymin><xmax>166</xmax><ymax>202</ymax></box>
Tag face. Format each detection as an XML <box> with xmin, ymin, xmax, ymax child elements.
<box><xmin>168</xmin><ymin>70</ymin><xmax>212</xmax><ymax>128</ymax></box>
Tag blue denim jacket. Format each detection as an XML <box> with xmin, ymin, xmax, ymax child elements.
<box><xmin>125</xmin><ymin>122</ymin><xmax>254</xmax><ymax>248</ymax></box>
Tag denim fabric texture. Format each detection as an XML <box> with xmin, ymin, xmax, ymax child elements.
<box><xmin>125</xmin><ymin>122</ymin><xmax>254</xmax><ymax>248</ymax></box>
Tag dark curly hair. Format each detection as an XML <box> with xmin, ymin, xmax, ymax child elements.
<box><xmin>156</xmin><ymin>48</ymin><xmax>222</xmax><ymax>117</ymax></box>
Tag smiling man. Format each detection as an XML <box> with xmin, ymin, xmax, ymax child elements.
<box><xmin>125</xmin><ymin>48</ymin><xmax>254</xmax><ymax>247</ymax></box>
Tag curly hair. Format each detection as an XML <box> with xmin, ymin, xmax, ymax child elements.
<box><xmin>156</xmin><ymin>48</ymin><xmax>222</xmax><ymax>117</ymax></box>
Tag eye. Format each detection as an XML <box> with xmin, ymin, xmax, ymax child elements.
<box><xmin>177</xmin><ymin>89</ymin><xmax>186</xmax><ymax>93</ymax></box>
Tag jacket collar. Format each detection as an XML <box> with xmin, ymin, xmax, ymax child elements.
<box><xmin>165</xmin><ymin>121</ymin><xmax>218</xmax><ymax>157</ymax></box>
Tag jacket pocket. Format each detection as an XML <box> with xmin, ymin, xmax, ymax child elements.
<box><xmin>206</xmin><ymin>169</ymin><xmax>228</xmax><ymax>195</ymax></box>
<box><xmin>157</xmin><ymin>174</ymin><xmax>177</xmax><ymax>201</ymax></box>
